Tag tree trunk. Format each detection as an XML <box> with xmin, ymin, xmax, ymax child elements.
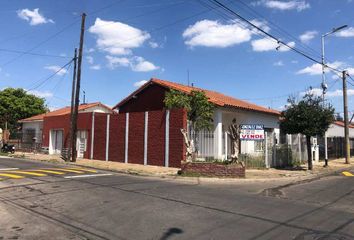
<box><xmin>181</xmin><ymin>129</ymin><xmax>193</xmax><ymax>162</ymax></box>
<box><xmin>306</xmin><ymin>135</ymin><xmax>313</xmax><ymax>170</ymax></box>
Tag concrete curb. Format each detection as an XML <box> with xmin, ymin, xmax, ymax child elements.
<box><xmin>3</xmin><ymin>154</ymin><xmax>354</xmax><ymax>184</ymax></box>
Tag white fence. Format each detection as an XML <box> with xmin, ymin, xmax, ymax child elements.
<box><xmin>189</xmin><ymin>130</ymin><xmax>309</xmax><ymax>168</ymax></box>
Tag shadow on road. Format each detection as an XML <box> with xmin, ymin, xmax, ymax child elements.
<box><xmin>159</xmin><ymin>227</ymin><xmax>183</xmax><ymax>240</ymax></box>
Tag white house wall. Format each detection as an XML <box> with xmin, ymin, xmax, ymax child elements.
<box><xmin>326</xmin><ymin>124</ymin><xmax>354</xmax><ymax>138</ymax></box>
<box><xmin>212</xmin><ymin>107</ymin><xmax>280</xmax><ymax>158</ymax></box>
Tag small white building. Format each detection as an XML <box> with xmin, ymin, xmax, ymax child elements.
<box><xmin>326</xmin><ymin>121</ymin><xmax>354</xmax><ymax>138</ymax></box>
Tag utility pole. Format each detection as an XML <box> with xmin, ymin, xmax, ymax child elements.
<box><xmin>71</xmin><ymin>13</ymin><xmax>86</xmax><ymax>162</ymax></box>
<box><xmin>320</xmin><ymin>25</ymin><xmax>347</xmax><ymax>167</ymax></box>
<box><xmin>83</xmin><ymin>90</ymin><xmax>86</xmax><ymax>104</ymax></box>
<box><xmin>68</xmin><ymin>48</ymin><xmax>77</xmax><ymax>162</ymax></box>
<box><xmin>342</xmin><ymin>70</ymin><xmax>350</xmax><ymax>164</ymax></box>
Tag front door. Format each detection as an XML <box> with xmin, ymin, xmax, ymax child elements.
<box><xmin>50</xmin><ymin>130</ymin><xmax>63</xmax><ymax>154</ymax></box>
<box><xmin>76</xmin><ymin>130</ymin><xmax>87</xmax><ymax>158</ymax></box>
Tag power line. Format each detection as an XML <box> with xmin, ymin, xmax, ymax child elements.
<box><xmin>207</xmin><ymin>0</ymin><xmax>343</xmax><ymax>73</ymax></box>
<box><xmin>233</xmin><ymin>0</ymin><xmax>322</xmax><ymax>60</ymax></box>
<box><xmin>0</xmin><ymin>20</ymin><xmax>80</xmax><ymax>68</ymax></box>
<box><xmin>27</xmin><ymin>59</ymin><xmax>74</xmax><ymax>91</ymax></box>
<box><xmin>84</xmin><ymin>0</ymin><xmax>187</xmax><ymax>32</ymax></box>
<box><xmin>0</xmin><ymin>48</ymin><xmax>70</xmax><ymax>59</ymax></box>
<box><xmin>46</xmin><ymin>63</ymin><xmax>73</xmax><ymax>106</ymax></box>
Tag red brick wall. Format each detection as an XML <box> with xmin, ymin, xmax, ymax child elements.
<box><xmin>108</xmin><ymin>114</ymin><xmax>125</xmax><ymax>162</ymax></box>
<box><xmin>118</xmin><ymin>84</ymin><xmax>167</xmax><ymax>113</ymax></box>
<box><xmin>147</xmin><ymin>110</ymin><xmax>166</xmax><ymax>166</ymax></box>
<box><xmin>128</xmin><ymin>112</ymin><xmax>145</xmax><ymax>164</ymax></box>
<box><xmin>93</xmin><ymin>113</ymin><xmax>107</xmax><ymax>160</ymax></box>
<box><xmin>169</xmin><ymin>109</ymin><xmax>187</xmax><ymax>167</ymax></box>
<box><xmin>42</xmin><ymin>109</ymin><xmax>186</xmax><ymax>168</ymax></box>
<box><xmin>181</xmin><ymin>162</ymin><xmax>245</xmax><ymax>178</ymax></box>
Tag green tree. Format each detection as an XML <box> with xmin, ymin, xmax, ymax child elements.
<box><xmin>280</xmin><ymin>93</ymin><xmax>335</xmax><ymax>170</ymax></box>
<box><xmin>0</xmin><ymin>88</ymin><xmax>48</xmax><ymax>134</ymax></box>
<box><xmin>164</xmin><ymin>89</ymin><xmax>214</xmax><ymax>160</ymax></box>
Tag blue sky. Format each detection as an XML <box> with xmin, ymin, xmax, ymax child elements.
<box><xmin>0</xmin><ymin>0</ymin><xmax>354</xmax><ymax>115</ymax></box>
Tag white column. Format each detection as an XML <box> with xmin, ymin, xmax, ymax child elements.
<box><xmin>90</xmin><ymin>112</ymin><xmax>95</xmax><ymax>159</ymax></box>
<box><xmin>224</xmin><ymin>131</ymin><xmax>228</xmax><ymax>161</ymax></box>
<box><xmin>144</xmin><ymin>111</ymin><xmax>148</xmax><ymax>165</ymax></box>
<box><xmin>265</xmin><ymin>132</ymin><xmax>269</xmax><ymax>168</ymax></box>
<box><xmin>105</xmin><ymin>114</ymin><xmax>110</xmax><ymax>161</ymax></box>
<box><xmin>298</xmin><ymin>134</ymin><xmax>302</xmax><ymax>162</ymax></box>
<box><xmin>124</xmin><ymin>113</ymin><xmax>129</xmax><ymax>163</ymax></box>
<box><xmin>214</xmin><ymin>109</ymin><xmax>223</xmax><ymax>160</ymax></box>
<box><xmin>165</xmin><ymin>110</ymin><xmax>170</xmax><ymax>167</ymax></box>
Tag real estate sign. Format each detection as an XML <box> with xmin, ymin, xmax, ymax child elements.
<box><xmin>240</xmin><ymin>124</ymin><xmax>264</xmax><ymax>141</ymax></box>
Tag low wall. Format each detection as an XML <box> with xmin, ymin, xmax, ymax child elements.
<box><xmin>181</xmin><ymin>162</ymin><xmax>245</xmax><ymax>178</ymax></box>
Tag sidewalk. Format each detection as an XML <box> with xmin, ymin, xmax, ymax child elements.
<box><xmin>8</xmin><ymin>151</ymin><xmax>354</xmax><ymax>180</ymax></box>
<box><xmin>246</xmin><ymin>159</ymin><xmax>353</xmax><ymax>179</ymax></box>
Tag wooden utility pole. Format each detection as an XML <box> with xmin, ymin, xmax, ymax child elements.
<box><xmin>67</xmin><ymin>48</ymin><xmax>77</xmax><ymax>162</ymax></box>
<box><xmin>342</xmin><ymin>70</ymin><xmax>350</xmax><ymax>164</ymax></box>
<box><xmin>71</xmin><ymin>13</ymin><xmax>86</xmax><ymax>162</ymax></box>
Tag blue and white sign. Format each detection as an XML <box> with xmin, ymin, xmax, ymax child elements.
<box><xmin>240</xmin><ymin>124</ymin><xmax>265</xmax><ymax>141</ymax></box>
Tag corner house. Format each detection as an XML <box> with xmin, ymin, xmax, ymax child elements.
<box><xmin>114</xmin><ymin>78</ymin><xmax>281</xmax><ymax>161</ymax></box>
<box><xmin>17</xmin><ymin>79</ymin><xmax>281</xmax><ymax>167</ymax></box>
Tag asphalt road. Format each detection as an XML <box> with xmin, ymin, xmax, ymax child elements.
<box><xmin>0</xmin><ymin>157</ymin><xmax>353</xmax><ymax>240</ymax></box>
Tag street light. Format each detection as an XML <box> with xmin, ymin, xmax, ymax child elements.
<box><xmin>321</xmin><ymin>25</ymin><xmax>348</xmax><ymax>167</ymax></box>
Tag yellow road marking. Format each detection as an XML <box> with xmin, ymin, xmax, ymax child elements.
<box><xmin>67</xmin><ymin>167</ymin><xmax>97</xmax><ymax>173</ymax></box>
<box><xmin>8</xmin><ymin>171</ymin><xmax>47</xmax><ymax>177</ymax></box>
<box><xmin>0</xmin><ymin>173</ymin><xmax>24</xmax><ymax>179</ymax></box>
<box><xmin>30</xmin><ymin>169</ymin><xmax>65</xmax><ymax>175</ymax></box>
<box><xmin>45</xmin><ymin>168</ymin><xmax>85</xmax><ymax>174</ymax></box>
<box><xmin>342</xmin><ymin>171</ymin><xmax>354</xmax><ymax>177</ymax></box>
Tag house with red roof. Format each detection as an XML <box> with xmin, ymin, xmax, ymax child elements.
<box><xmin>114</xmin><ymin>78</ymin><xmax>281</xmax><ymax>160</ymax></box>
<box><xmin>19</xmin><ymin>102</ymin><xmax>112</xmax><ymax>155</ymax></box>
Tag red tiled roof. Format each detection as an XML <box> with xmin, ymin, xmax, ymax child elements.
<box><xmin>333</xmin><ymin>121</ymin><xmax>354</xmax><ymax>128</ymax></box>
<box><xmin>19</xmin><ymin>102</ymin><xmax>112</xmax><ymax>122</ymax></box>
<box><xmin>114</xmin><ymin>78</ymin><xmax>280</xmax><ymax>115</ymax></box>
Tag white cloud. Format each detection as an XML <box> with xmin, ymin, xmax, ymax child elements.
<box><xmin>149</xmin><ymin>41</ymin><xmax>159</xmax><ymax>48</ymax></box>
<box><xmin>252</xmin><ymin>0</ymin><xmax>310</xmax><ymax>11</ymax></box>
<box><xmin>17</xmin><ymin>8</ymin><xmax>54</xmax><ymax>26</ymax></box>
<box><xmin>106</xmin><ymin>56</ymin><xmax>130</xmax><ymax>69</ymax></box>
<box><xmin>90</xmin><ymin>65</ymin><xmax>101</xmax><ymax>70</ymax></box>
<box><xmin>251</xmin><ymin>37</ymin><xmax>295</xmax><ymax>52</ymax></box>
<box><xmin>183</xmin><ymin>19</ymin><xmax>252</xmax><ymax>48</ymax></box>
<box><xmin>86</xmin><ymin>56</ymin><xmax>94</xmax><ymax>64</ymax></box>
<box><xmin>273</xmin><ymin>60</ymin><xmax>284</xmax><ymax>66</ymax></box>
<box><xmin>134</xmin><ymin>80</ymin><xmax>148</xmax><ymax>88</ymax></box>
<box><xmin>296</xmin><ymin>61</ymin><xmax>344</xmax><ymax>75</ymax></box>
<box><xmin>44</xmin><ymin>65</ymin><xmax>68</xmax><ymax>76</ymax></box>
<box><xmin>131</xmin><ymin>56</ymin><xmax>159</xmax><ymax>72</ymax></box>
<box><xmin>299</xmin><ymin>30</ymin><xmax>317</xmax><ymax>43</ymax></box>
<box><xmin>88</xmin><ymin>18</ymin><xmax>150</xmax><ymax>55</ymax></box>
<box><xmin>106</xmin><ymin>55</ymin><xmax>159</xmax><ymax>72</ymax></box>
<box><xmin>28</xmin><ymin>90</ymin><xmax>53</xmax><ymax>98</ymax></box>
<box><xmin>301</xmin><ymin>88</ymin><xmax>354</xmax><ymax>98</ymax></box>
<box><xmin>335</xmin><ymin>27</ymin><xmax>354</xmax><ymax>38</ymax></box>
